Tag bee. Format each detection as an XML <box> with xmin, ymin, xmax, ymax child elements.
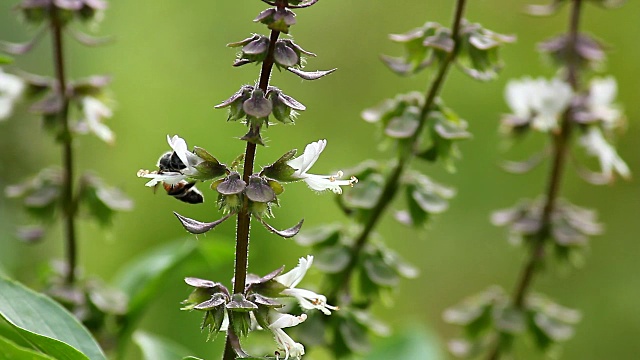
<box><xmin>163</xmin><ymin>180</ymin><xmax>204</xmax><ymax>204</ymax></box>
<box><xmin>156</xmin><ymin>151</ymin><xmax>204</xmax><ymax>204</ymax></box>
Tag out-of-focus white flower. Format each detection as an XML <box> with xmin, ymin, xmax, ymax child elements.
<box><xmin>579</xmin><ymin>127</ymin><xmax>630</xmax><ymax>181</ymax></box>
<box><xmin>0</xmin><ymin>68</ymin><xmax>25</xmax><ymax>121</ymax></box>
<box><xmin>587</xmin><ymin>77</ymin><xmax>621</xmax><ymax>128</ymax></box>
<box><xmin>287</xmin><ymin>140</ymin><xmax>357</xmax><ymax>194</ymax></box>
<box><xmin>81</xmin><ymin>96</ymin><xmax>114</xmax><ymax>144</ymax></box>
<box><xmin>505</xmin><ymin>78</ymin><xmax>534</xmax><ymax>119</ymax></box>
<box><xmin>505</xmin><ymin>77</ymin><xmax>573</xmax><ymax>132</ymax></box>
<box><xmin>530</xmin><ymin>78</ymin><xmax>573</xmax><ymax>131</ymax></box>
<box><xmin>276</xmin><ymin>256</ymin><xmax>338</xmax><ymax>315</ymax></box>
<box><xmin>268</xmin><ymin>313</ymin><xmax>306</xmax><ymax>360</ymax></box>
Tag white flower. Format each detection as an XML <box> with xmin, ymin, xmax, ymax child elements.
<box><xmin>530</xmin><ymin>78</ymin><xmax>573</xmax><ymax>131</ymax></box>
<box><xmin>137</xmin><ymin>170</ymin><xmax>187</xmax><ymax>187</ymax></box>
<box><xmin>287</xmin><ymin>139</ymin><xmax>357</xmax><ymax>194</ymax></box>
<box><xmin>587</xmin><ymin>77</ymin><xmax>621</xmax><ymax>128</ymax></box>
<box><xmin>268</xmin><ymin>313</ymin><xmax>306</xmax><ymax>360</ymax></box>
<box><xmin>166</xmin><ymin>134</ymin><xmax>202</xmax><ymax>175</ymax></box>
<box><xmin>81</xmin><ymin>96</ymin><xmax>114</xmax><ymax>144</ymax></box>
<box><xmin>505</xmin><ymin>77</ymin><xmax>573</xmax><ymax>132</ymax></box>
<box><xmin>137</xmin><ymin>135</ymin><xmax>202</xmax><ymax>187</ymax></box>
<box><xmin>276</xmin><ymin>256</ymin><xmax>338</xmax><ymax>316</ymax></box>
<box><xmin>579</xmin><ymin>127</ymin><xmax>630</xmax><ymax>181</ymax></box>
<box><xmin>0</xmin><ymin>68</ymin><xmax>25</xmax><ymax>121</ymax></box>
<box><xmin>505</xmin><ymin>78</ymin><xmax>534</xmax><ymax>119</ymax></box>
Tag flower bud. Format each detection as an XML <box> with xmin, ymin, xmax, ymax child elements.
<box><xmin>267</xmin><ymin>87</ymin><xmax>305</xmax><ymax>124</ymax></box>
<box><xmin>254</xmin><ymin>8</ymin><xmax>296</xmax><ymax>34</ymax></box>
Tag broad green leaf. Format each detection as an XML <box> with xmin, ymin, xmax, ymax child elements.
<box><xmin>113</xmin><ymin>239</ymin><xmax>199</xmax><ymax>358</ymax></box>
<box><xmin>366</xmin><ymin>326</ymin><xmax>444</xmax><ymax>360</ymax></box>
<box><xmin>0</xmin><ymin>335</ymin><xmax>55</xmax><ymax>359</ymax></box>
<box><xmin>115</xmin><ymin>239</ymin><xmax>198</xmax><ymax>319</ymax></box>
<box><xmin>133</xmin><ymin>331</ymin><xmax>192</xmax><ymax>360</ymax></box>
<box><xmin>0</xmin><ymin>276</ymin><xmax>106</xmax><ymax>360</ymax></box>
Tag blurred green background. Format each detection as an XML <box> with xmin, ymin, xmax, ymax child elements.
<box><xmin>1</xmin><ymin>0</ymin><xmax>638</xmax><ymax>359</ymax></box>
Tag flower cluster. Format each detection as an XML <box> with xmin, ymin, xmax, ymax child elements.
<box><xmin>502</xmin><ymin>77</ymin><xmax>631</xmax><ymax>183</ymax></box>
<box><xmin>16</xmin><ymin>0</ymin><xmax>107</xmax><ymax>25</ymax></box>
<box><xmin>182</xmin><ymin>256</ymin><xmax>335</xmax><ymax>359</ymax></box>
<box><xmin>503</xmin><ymin>77</ymin><xmax>573</xmax><ymax>132</ymax></box>
<box><xmin>444</xmin><ymin>286</ymin><xmax>581</xmax><ymax>357</ymax></box>
<box><xmin>137</xmin><ymin>135</ymin><xmax>356</xmax><ymax>235</ymax></box>
<box><xmin>502</xmin><ymin>76</ymin><xmax>629</xmax><ymax>182</ymax></box>
<box><xmin>381</xmin><ymin>20</ymin><xmax>514</xmax><ymax>79</ymax></box>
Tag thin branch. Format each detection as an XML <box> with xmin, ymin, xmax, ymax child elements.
<box><xmin>486</xmin><ymin>1</ymin><xmax>583</xmax><ymax>359</ymax></box>
<box><xmin>50</xmin><ymin>5</ymin><xmax>77</xmax><ymax>285</ymax></box>
<box><xmin>329</xmin><ymin>0</ymin><xmax>468</xmax><ymax>303</ymax></box>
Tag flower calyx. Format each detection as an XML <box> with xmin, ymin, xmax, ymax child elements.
<box><xmin>16</xmin><ymin>0</ymin><xmax>107</xmax><ymax>26</ymax></box>
<box><xmin>228</xmin><ymin>34</ymin><xmax>270</xmax><ymax>67</ymax></box>
<box><xmin>274</xmin><ymin>39</ymin><xmax>315</xmax><ymax>69</ymax></box>
<box><xmin>382</xmin><ymin>20</ymin><xmax>514</xmax><ymax>80</ymax></box>
<box><xmin>255</xmin><ymin>7</ymin><xmax>297</xmax><ymax>33</ymax></box>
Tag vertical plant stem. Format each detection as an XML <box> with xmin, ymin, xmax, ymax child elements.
<box><xmin>51</xmin><ymin>6</ymin><xmax>77</xmax><ymax>285</ymax></box>
<box><xmin>329</xmin><ymin>0</ymin><xmax>468</xmax><ymax>302</ymax></box>
<box><xmin>486</xmin><ymin>1</ymin><xmax>583</xmax><ymax>359</ymax></box>
<box><xmin>222</xmin><ymin>16</ymin><xmax>283</xmax><ymax>360</ymax></box>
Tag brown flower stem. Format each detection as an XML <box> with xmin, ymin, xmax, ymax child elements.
<box><xmin>486</xmin><ymin>1</ymin><xmax>583</xmax><ymax>359</ymax></box>
<box><xmin>328</xmin><ymin>0</ymin><xmax>468</xmax><ymax>303</ymax></box>
<box><xmin>222</xmin><ymin>8</ymin><xmax>283</xmax><ymax>360</ymax></box>
<box><xmin>50</xmin><ymin>6</ymin><xmax>77</xmax><ymax>285</ymax></box>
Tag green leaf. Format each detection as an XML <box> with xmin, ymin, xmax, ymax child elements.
<box><xmin>363</xmin><ymin>253</ymin><xmax>400</xmax><ymax>287</ymax></box>
<box><xmin>113</xmin><ymin>239</ymin><xmax>199</xmax><ymax>357</ymax></box>
<box><xmin>384</xmin><ymin>107</ymin><xmax>420</xmax><ymax>139</ymax></box>
<box><xmin>0</xmin><ymin>276</ymin><xmax>106</xmax><ymax>360</ymax></box>
<box><xmin>343</xmin><ymin>173</ymin><xmax>384</xmax><ymax>209</ymax></box>
<box><xmin>314</xmin><ymin>245</ymin><xmax>352</xmax><ymax>273</ymax></box>
<box><xmin>115</xmin><ymin>239</ymin><xmax>198</xmax><ymax>320</ymax></box>
<box><xmin>133</xmin><ymin>331</ymin><xmax>193</xmax><ymax>360</ymax></box>
<box><xmin>366</xmin><ymin>326</ymin><xmax>444</xmax><ymax>360</ymax></box>
<box><xmin>294</xmin><ymin>224</ymin><xmax>341</xmax><ymax>247</ymax></box>
<box><xmin>0</xmin><ymin>335</ymin><xmax>55</xmax><ymax>359</ymax></box>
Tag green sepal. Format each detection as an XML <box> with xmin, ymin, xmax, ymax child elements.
<box><xmin>260</xmin><ymin>149</ymin><xmax>297</xmax><ymax>182</ymax></box>
<box><xmin>192</xmin><ymin>147</ymin><xmax>228</xmax><ymax>180</ymax></box>
<box><xmin>456</xmin><ymin>22</ymin><xmax>514</xmax><ymax>81</ymax></box>
<box><xmin>228</xmin><ymin>311</ymin><xmax>252</xmax><ymax>338</ymax></box>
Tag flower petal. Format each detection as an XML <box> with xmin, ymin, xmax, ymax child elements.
<box><xmin>288</xmin><ymin>139</ymin><xmax>326</xmax><ymax>177</ymax></box>
<box><xmin>276</xmin><ymin>255</ymin><xmax>313</xmax><ymax>288</ymax></box>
